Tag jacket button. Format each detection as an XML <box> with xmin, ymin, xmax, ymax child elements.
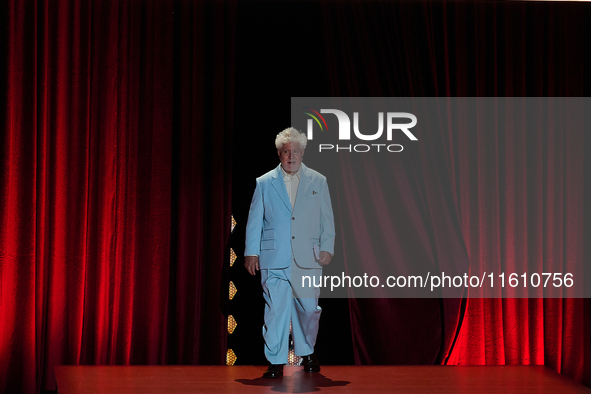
<box><xmin>292</xmin><ymin>217</ymin><xmax>295</xmax><ymax>220</ymax></box>
<box><xmin>292</xmin><ymin>236</ymin><xmax>295</xmax><ymax>239</ymax></box>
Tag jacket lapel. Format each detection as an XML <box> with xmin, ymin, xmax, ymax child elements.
<box><xmin>293</xmin><ymin>163</ymin><xmax>312</xmax><ymax>213</ymax></box>
<box><xmin>271</xmin><ymin>164</ymin><xmax>292</xmax><ymax>212</ymax></box>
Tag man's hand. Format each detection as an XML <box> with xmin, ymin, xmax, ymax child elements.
<box><xmin>318</xmin><ymin>251</ymin><xmax>332</xmax><ymax>266</ymax></box>
<box><xmin>245</xmin><ymin>256</ymin><xmax>260</xmax><ymax>275</ymax></box>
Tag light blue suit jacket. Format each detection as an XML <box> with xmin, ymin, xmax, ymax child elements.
<box><xmin>245</xmin><ymin>163</ymin><xmax>335</xmax><ymax>269</ymax></box>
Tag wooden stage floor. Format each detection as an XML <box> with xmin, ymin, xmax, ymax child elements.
<box><xmin>55</xmin><ymin>365</ymin><xmax>591</xmax><ymax>393</ymax></box>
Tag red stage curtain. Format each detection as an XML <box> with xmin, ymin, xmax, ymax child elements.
<box><xmin>320</xmin><ymin>0</ymin><xmax>589</xmax><ymax>385</ymax></box>
<box><xmin>0</xmin><ymin>0</ymin><xmax>234</xmax><ymax>392</ymax></box>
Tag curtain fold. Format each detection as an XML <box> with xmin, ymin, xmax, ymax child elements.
<box><xmin>0</xmin><ymin>0</ymin><xmax>234</xmax><ymax>392</ymax></box>
<box><xmin>320</xmin><ymin>0</ymin><xmax>589</xmax><ymax>385</ymax></box>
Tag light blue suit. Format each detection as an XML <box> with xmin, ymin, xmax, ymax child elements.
<box><xmin>245</xmin><ymin>163</ymin><xmax>335</xmax><ymax>363</ymax></box>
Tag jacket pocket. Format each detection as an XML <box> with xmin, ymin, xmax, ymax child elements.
<box><xmin>261</xmin><ymin>239</ymin><xmax>275</xmax><ymax>250</ymax></box>
<box><xmin>262</xmin><ymin>228</ymin><xmax>274</xmax><ymax>240</ymax></box>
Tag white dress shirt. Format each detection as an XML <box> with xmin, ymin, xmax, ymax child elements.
<box><xmin>280</xmin><ymin>165</ymin><xmax>301</xmax><ymax>209</ymax></box>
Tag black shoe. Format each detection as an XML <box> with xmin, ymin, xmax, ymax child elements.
<box><xmin>302</xmin><ymin>353</ymin><xmax>321</xmax><ymax>373</ymax></box>
<box><xmin>262</xmin><ymin>364</ymin><xmax>284</xmax><ymax>378</ymax></box>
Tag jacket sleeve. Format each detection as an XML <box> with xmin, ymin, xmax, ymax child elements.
<box><xmin>245</xmin><ymin>179</ymin><xmax>264</xmax><ymax>256</ymax></box>
<box><xmin>319</xmin><ymin>178</ymin><xmax>335</xmax><ymax>255</ymax></box>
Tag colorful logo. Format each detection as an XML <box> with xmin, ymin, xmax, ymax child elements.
<box><xmin>302</xmin><ymin>107</ymin><xmax>329</xmax><ymax>132</ymax></box>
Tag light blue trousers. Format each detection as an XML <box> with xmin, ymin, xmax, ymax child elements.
<box><xmin>260</xmin><ymin>262</ymin><xmax>322</xmax><ymax>364</ymax></box>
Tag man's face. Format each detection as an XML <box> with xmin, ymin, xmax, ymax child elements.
<box><xmin>278</xmin><ymin>142</ymin><xmax>304</xmax><ymax>174</ymax></box>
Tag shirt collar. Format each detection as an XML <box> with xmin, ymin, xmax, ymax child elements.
<box><xmin>280</xmin><ymin>165</ymin><xmax>301</xmax><ymax>181</ymax></box>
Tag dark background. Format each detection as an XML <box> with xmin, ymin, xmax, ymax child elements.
<box><xmin>229</xmin><ymin>1</ymin><xmax>351</xmax><ymax>366</ymax></box>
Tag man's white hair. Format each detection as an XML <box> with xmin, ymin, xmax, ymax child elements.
<box><xmin>275</xmin><ymin>127</ymin><xmax>307</xmax><ymax>150</ymax></box>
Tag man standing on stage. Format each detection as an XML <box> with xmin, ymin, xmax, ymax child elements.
<box><xmin>244</xmin><ymin>127</ymin><xmax>335</xmax><ymax>378</ymax></box>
